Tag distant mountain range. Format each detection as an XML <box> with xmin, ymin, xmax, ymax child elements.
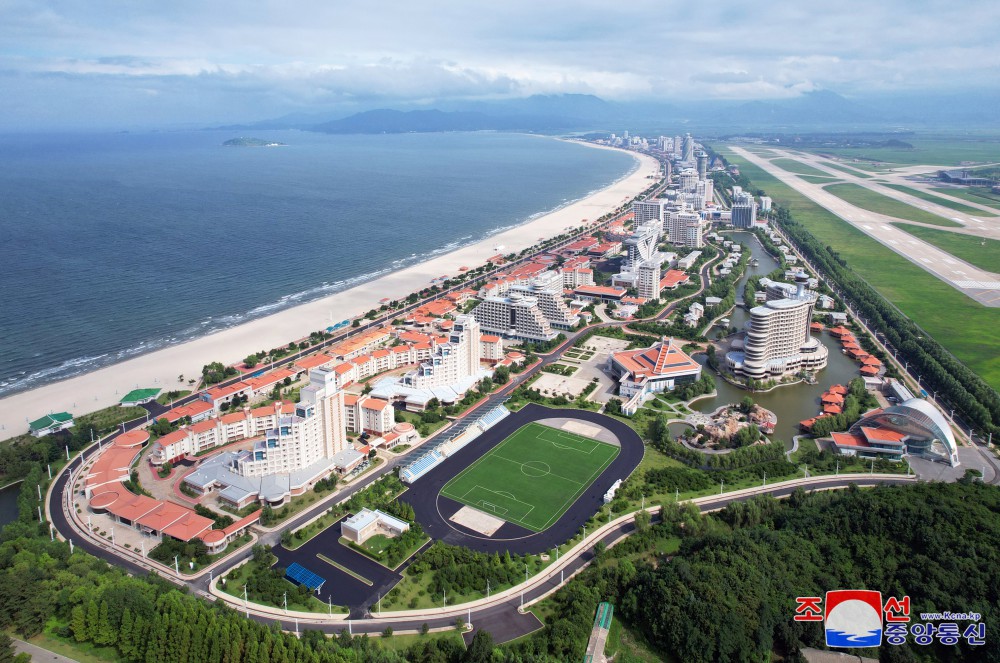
<box><xmin>212</xmin><ymin>89</ymin><xmax>1000</xmax><ymax>135</ymax></box>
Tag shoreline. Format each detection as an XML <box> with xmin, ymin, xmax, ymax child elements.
<box><xmin>0</xmin><ymin>142</ymin><xmax>659</xmax><ymax>436</ymax></box>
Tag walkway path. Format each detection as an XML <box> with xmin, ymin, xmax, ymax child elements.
<box><xmin>13</xmin><ymin>639</ymin><xmax>79</xmax><ymax>663</ymax></box>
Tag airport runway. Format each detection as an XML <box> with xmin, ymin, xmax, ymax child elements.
<box><xmin>729</xmin><ymin>146</ymin><xmax>1000</xmax><ymax>307</ymax></box>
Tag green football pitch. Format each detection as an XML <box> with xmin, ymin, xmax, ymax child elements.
<box><xmin>440</xmin><ymin>422</ymin><xmax>620</xmax><ymax>532</ymax></box>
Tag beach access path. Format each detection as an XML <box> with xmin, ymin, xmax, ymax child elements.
<box><xmin>0</xmin><ymin>143</ymin><xmax>659</xmax><ymax>435</ymax></box>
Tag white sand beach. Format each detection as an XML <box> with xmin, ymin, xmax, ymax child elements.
<box><xmin>0</xmin><ymin>144</ymin><xmax>659</xmax><ymax>436</ymax></box>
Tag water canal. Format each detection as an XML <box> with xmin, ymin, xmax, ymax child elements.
<box><xmin>683</xmin><ymin>231</ymin><xmax>862</xmax><ymax>448</ymax></box>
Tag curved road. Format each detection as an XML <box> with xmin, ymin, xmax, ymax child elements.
<box><xmin>214</xmin><ymin>474</ymin><xmax>917</xmax><ymax>644</ymax></box>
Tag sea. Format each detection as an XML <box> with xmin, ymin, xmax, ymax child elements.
<box><xmin>0</xmin><ymin>130</ymin><xmax>636</xmax><ymax>397</ymax></box>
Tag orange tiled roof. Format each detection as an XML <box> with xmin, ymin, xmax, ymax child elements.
<box><xmin>861</xmin><ymin>426</ymin><xmax>906</xmax><ymax>443</ymax></box>
<box><xmin>612</xmin><ymin>340</ymin><xmax>700</xmax><ymax>379</ymax></box>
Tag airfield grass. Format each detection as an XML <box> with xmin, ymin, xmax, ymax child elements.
<box><xmin>797</xmin><ymin>175</ymin><xmax>841</xmax><ymax>185</ymax></box>
<box><xmin>880</xmin><ymin>184</ymin><xmax>997</xmax><ymax>216</ymax></box>
<box><xmin>718</xmin><ymin>147</ymin><xmax>1000</xmax><ymax>391</ymax></box>
<box><xmin>931</xmin><ymin>187</ymin><xmax>1000</xmax><ymax>211</ymax></box>
<box><xmin>440</xmin><ymin>422</ymin><xmax>618</xmax><ymax>532</ymax></box>
<box><xmin>769</xmin><ymin>158</ymin><xmax>831</xmax><ymax>177</ymax></box>
<box><xmin>890</xmin><ymin>224</ymin><xmax>1000</xmax><ymax>273</ymax></box>
<box><xmin>801</xmin><ymin>135</ymin><xmax>1000</xmax><ymax>166</ymax></box>
<box><xmin>823</xmin><ymin>182</ymin><xmax>962</xmax><ymax>227</ymax></box>
<box><xmin>820</xmin><ymin>161</ymin><xmax>874</xmax><ymax>178</ymax></box>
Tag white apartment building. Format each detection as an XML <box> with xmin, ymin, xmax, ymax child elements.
<box><xmin>402</xmin><ymin>315</ymin><xmax>482</xmax><ymax>389</ymax></box>
<box><xmin>508</xmin><ymin>271</ymin><xmax>579</xmax><ymax>330</ymax></box>
<box><xmin>666</xmin><ymin>209</ymin><xmax>704</xmax><ymax>248</ymax></box>
<box><xmin>637</xmin><ymin>258</ymin><xmax>662</xmax><ymax>301</ymax></box>
<box><xmin>234</xmin><ymin>366</ymin><xmax>348</xmax><ymax>477</ymax></box>
<box><xmin>726</xmin><ymin>276</ymin><xmax>829</xmax><ymax>380</ymax></box>
<box><xmin>731</xmin><ymin>191</ymin><xmax>758</xmax><ymax>229</ymax></box>
<box><xmin>678</xmin><ymin>169</ymin><xmax>699</xmax><ymax>192</ymax></box>
<box><xmin>632</xmin><ymin>200</ymin><xmax>667</xmax><ymax>226</ymax></box>
<box><xmin>561</xmin><ymin>266</ymin><xmax>595</xmax><ymax>289</ymax></box>
<box><xmin>343</xmin><ymin>394</ymin><xmax>394</xmax><ymax>435</ymax></box>
<box><xmin>474</xmin><ymin>292</ymin><xmax>556</xmax><ymax>342</ymax></box>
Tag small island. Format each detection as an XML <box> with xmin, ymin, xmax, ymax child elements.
<box><xmin>222</xmin><ymin>136</ymin><xmax>286</xmax><ymax>147</ymax></box>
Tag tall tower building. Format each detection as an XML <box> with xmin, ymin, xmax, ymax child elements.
<box><xmin>695</xmin><ymin>151</ymin><xmax>709</xmax><ymax>180</ymax></box>
<box><xmin>633</xmin><ymin>200</ymin><xmax>666</xmax><ymax>226</ymax></box>
<box><xmin>726</xmin><ymin>275</ymin><xmax>828</xmax><ymax>380</ymax></box>
<box><xmin>235</xmin><ymin>366</ymin><xmax>347</xmax><ymax>477</ymax></box>
<box><xmin>637</xmin><ymin>258</ymin><xmax>663</xmax><ymax>300</ymax></box>
<box><xmin>731</xmin><ymin>192</ymin><xmax>758</xmax><ymax>229</ymax></box>
<box><xmin>682</xmin><ymin>134</ymin><xmax>694</xmax><ymax>162</ymax></box>
<box><xmin>666</xmin><ymin>209</ymin><xmax>704</xmax><ymax>248</ymax></box>
<box><xmin>404</xmin><ymin>315</ymin><xmax>483</xmax><ymax>388</ymax></box>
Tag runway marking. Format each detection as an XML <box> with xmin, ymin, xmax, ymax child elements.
<box><xmin>956</xmin><ymin>281</ymin><xmax>1000</xmax><ymax>289</ymax></box>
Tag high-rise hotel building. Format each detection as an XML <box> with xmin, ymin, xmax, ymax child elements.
<box><xmin>726</xmin><ymin>275</ymin><xmax>828</xmax><ymax>380</ymax></box>
<box><xmin>234</xmin><ymin>366</ymin><xmax>348</xmax><ymax>477</ymax></box>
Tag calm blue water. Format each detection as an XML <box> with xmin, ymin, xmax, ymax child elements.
<box><xmin>0</xmin><ymin>130</ymin><xmax>635</xmax><ymax>396</ymax></box>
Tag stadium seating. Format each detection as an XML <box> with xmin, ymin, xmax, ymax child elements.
<box><xmin>476</xmin><ymin>405</ymin><xmax>510</xmax><ymax>432</ymax></box>
<box><xmin>401</xmin><ymin>449</ymin><xmax>445</xmax><ymax>483</ymax></box>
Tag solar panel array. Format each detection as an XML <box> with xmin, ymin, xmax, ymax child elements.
<box><xmin>285</xmin><ymin>562</ymin><xmax>326</xmax><ymax>590</ymax></box>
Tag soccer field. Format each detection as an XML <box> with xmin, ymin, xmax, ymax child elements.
<box><xmin>440</xmin><ymin>422</ymin><xmax>619</xmax><ymax>532</ymax></box>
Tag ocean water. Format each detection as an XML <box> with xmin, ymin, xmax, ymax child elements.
<box><xmin>0</xmin><ymin>130</ymin><xmax>635</xmax><ymax>396</ymax></box>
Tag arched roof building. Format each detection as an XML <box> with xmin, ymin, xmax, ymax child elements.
<box><xmin>832</xmin><ymin>398</ymin><xmax>959</xmax><ymax>467</ymax></box>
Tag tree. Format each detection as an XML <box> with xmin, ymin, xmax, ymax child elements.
<box><xmin>244</xmin><ymin>355</ymin><xmax>259</xmax><ymax>368</ymax></box>
<box><xmin>464</xmin><ymin>629</ymin><xmax>496</xmax><ymax>662</ymax></box>
<box><xmin>739</xmin><ymin>396</ymin><xmax>754</xmax><ymax>414</ymax></box>
<box><xmin>604</xmin><ymin>398</ymin><xmax>623</xmax><ymax>416</ymax></box>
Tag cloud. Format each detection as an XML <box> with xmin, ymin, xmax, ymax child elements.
<box><xmin>1</xmin><ymin>0</ymin><xmax>999</xmax><ymax>127</ymax></box>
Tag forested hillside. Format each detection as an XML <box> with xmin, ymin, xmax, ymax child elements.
<box><xmin>510</xmin><ymin>481</ymin><xmax>1000</xmax><ymax>662</ymax></box>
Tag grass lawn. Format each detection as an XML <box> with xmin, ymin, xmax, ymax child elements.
<box><xmin>881</xmin><ymin>184</ymin><xmax>998</xmax><ymax>216</ymax></box>
<box><xmin>797</xmin><ymin>174</ymin><xmax>841</xmax><ymax>185</ymax></box>
<box><xmin>770</xmin><ymin>158</ymin><xmax>832</xmax><ymax>177</ymax></box>
<box><xmin>155</xmin><ymin>390</ymin><xmax>191</xmax><ymax>406</ymax></box>
<box><xmin>440</xmin><ymin>422</ymin><xmax>619</xmax><ymax>532</ymax></box>
<box><xmin>931</xmin><ymin>187</ymin><xmax>1000</xmax><ymax>210</ymax></box>
<box><xmin>377</xmin><ymin>631</ymin><xmax>467</xmax><ymax>652</ymax></box>
<box><xmin>819</xmin><ymin>161</ymin><xmax>874</xmax><ymax>178</ymax></box>
<box><xmin>394</xmin><ymin>409</ymin><xmax>450</xmax><ymax>436</ymax></box>
<box><xmin>890</xmin><ymin>224</ymin><xmax>1000</xmax><ymax>273</ymax></box>
<box><xmin>824</xmin><ymin>182</ymin><xmax>962</xmax><ymax>227</ymax></box>
<box><xmin>604</xmin><ymin>617</ymin><xmax>666</xmax><ymax>662</ymax></box>
<box><xmin>220</xmin><ymin>559</ymin><xmax>336</xmax><ymax>613</ymax></box>
<box><xmin>390</xmin><ymin>444</ymin><xmax>411</xmax><ymax>453</ymax></box>
<box><xmin>716</xmin><ymin>147</ymin><xmax>1000</xmax><ymax>391</ymax></box>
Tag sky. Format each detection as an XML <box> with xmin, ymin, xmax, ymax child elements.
<box><xmin>2</xmin><ymin>0</ymin><xmax>998</xmax><ymax>129</ymax></box>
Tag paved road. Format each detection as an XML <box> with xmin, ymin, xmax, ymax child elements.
<box><xmin>13</xmin><ymin>638</ymin><xmax>79</xmax><ymax>663</ymax></box>
<box><xmin>216</xmin><ymin>474</ymin><xmax>916</xmax><ymax>644</ymax></box>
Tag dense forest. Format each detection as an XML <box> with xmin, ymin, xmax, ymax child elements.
<box><xmin>1</xmin><ymin>446</ymin><xmax>997</xmax><ymax>662</ymax></box>
<box><xmin>509</xmin><ymin>481</ymin><xmax>1000</xmax><ymax>662</ymax></box>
